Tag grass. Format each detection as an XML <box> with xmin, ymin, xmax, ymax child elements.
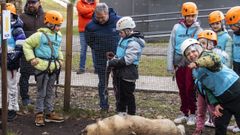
<box><xmin>62</xmin><ymin>53</ymin><xmax>171</xmax><ymax>76</ymax></box>
<box><xmin>60</xmin><ymin>26</ymin><xmax>79</xmax><ymax>35</ymax></box>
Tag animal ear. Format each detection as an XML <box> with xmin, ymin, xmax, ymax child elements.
<box><xmin>80</xmin><ymin>128</ymin><xmax>87</xmax><ymax>135</ymax></box>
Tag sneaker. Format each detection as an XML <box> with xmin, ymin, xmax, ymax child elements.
<box><xmin>174</xmin><ymin>113</ymin><xmax>188</xmax><ymax>124</ymax></box>
<box><xmin>186</xmin><ymin>114</ymin><xmax>196</xmax><ymax>126</ymax></box>
<box><xmin>45</xmin><ymin>112</ymin><xmax>64</xmax><ymax>123</ymax></box>
<box><xmin>204</xmin><ymin>120</ymin><xmax>215</xmax><ymax>128</ymax></box>
<box><xmin>227</xmin><ymin>125</ymin><xmax>236</xmax><ymax>131</ymax></box>
<box><xmin>76</xmin><ymin>69</ymin><xmax>85</xmax><ymax>74</ymax></box>
<box><xmin>35</xmin><ymin>113</ymin><xmax>45</xmax><ymax>127</ymax></box>
<box><xmin>233</xmin><ymin>127</ymin><xmax>240</xmax><ymax>133</ymax></box>
<box><xmin>8</xmin><ymin>110</ymin><xmax>17</xmax><ymax>122</ymax></box>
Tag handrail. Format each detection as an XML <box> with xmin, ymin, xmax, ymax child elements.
<box><xmin>131</xmin><ymin>7</ymin><xmax>231</xmax><ymax>18</ymax></box>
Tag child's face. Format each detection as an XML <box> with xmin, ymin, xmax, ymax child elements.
<box><xmin>54</xmin><ymin>24</ymin><xmax>62</xmax><ymax>32</ymax></box>
<box><xmin>210</xmin><ymin>21</ymin><xmax>222</xmax><ymax>32</ymax></box>
<box><xmin>230</xmin><ymin>25</ymin><xmax>240</xmax><ymax>32</ymax></box>
<box><xmin>198</xmin><ymin>38</ymin><xmax>214</xmax><ymax>50</ymax></box>
<box><xmin>118</xmin><ymin>30</ymin><xmax>127</xmax><ymax>38</ymax></box>
<box><xmin>186</xmin><ymin>49</ymin><xmax>199</xmax><ymax>62</ymax></box>
<box><xmin>185</xmin><ymin>15</ymin><xmax>196</xmax><ymax>25</ymax></box>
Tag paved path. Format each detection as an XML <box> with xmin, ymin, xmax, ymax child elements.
<box><xmin>24</xmin><ymin>71</ymin><xmax>178</xmax><ymax>93</ymax></box>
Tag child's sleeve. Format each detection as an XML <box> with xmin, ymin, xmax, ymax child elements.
<box><xmin>195</xmin><ymin>51</ymin><xmax>222</xmax><ymax>70</ymax></box>
<box><xmin>23</xmin><ymin>32</ymin><xmax>41</xmax><ymax>61</ymax></box>
<box><xmin>12</xmin><ymin>27</ymin><xmax>26</xmax><ymax>45</ymax></box>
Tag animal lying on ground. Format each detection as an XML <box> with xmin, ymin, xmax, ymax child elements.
<box><xmin>81</xmin><ymin>114</ymin><xmax>185</xmax><ymax>135</ymax></box>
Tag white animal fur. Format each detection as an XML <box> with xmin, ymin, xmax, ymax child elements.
<box><xmin>81</xmin><ymin>114</ymin><xmax>185</xmax><ymax>135</ymax></box>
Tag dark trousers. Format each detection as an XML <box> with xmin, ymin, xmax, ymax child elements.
<box><xmin>215</xmin><ymin>95</ymin><xmax>240</xmax><ymax>135</ymax></box>
<box><xmin>176</xmin><ymin>66</ymin><xmax>196</xmax><ymax>115</ymax></box>
<box><xmin>19</xmin><ymin>72</ymin><xmax>31</xmax><ymax>101</ymax></box>
<box><xmin>233</xmin><ymin>61</ymin><xmax>240</xmax><ymax>76</ymax></box>
<box><xmin>116</xmin><ymin>78</ymin><xmax>136</xmax><ymax>115</ymax></box>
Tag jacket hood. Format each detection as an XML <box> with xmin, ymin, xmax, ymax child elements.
<box><xmin>217</xmin><ymin>29</ymin><xmax>228</xmax><ymax>36</ymax></box>
<box><xmin>127</xmin><ymin>32</ymin><xmax>145</xmax><ymax>48</ymax></box>
<box><xmin>24</xmin><ymin>3</ymin><xmax>44</xmax><ymax>16</ymax></box>
<box><xmin>92</xmin><ymin>8</ymin><xmax>118</xmax><ymax>25</ymax></box>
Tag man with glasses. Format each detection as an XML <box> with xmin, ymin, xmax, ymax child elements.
<box><xmin>19</xmin><ymin>0</ymin><xmax>45</xmax><ymax>109</ymax></box>
<box><xmin>85</xmin><ymin>3</ymin><xmax>121</xmax><ymax>112</ymax></box>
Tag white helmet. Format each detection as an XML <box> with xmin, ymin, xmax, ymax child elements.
<box><xmin>116</xmin><ymin>16</ymin><xmax>136</xmax><ymax>31</ymax></box>
<box><xmin>181</xmin><ymin>38</ymin><xmax>201</xmax><ymax>56</ymax></box>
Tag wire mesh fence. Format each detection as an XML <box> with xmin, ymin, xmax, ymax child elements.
<box><xmin>58</xmin><ymin>32</ymin><xmax>178</xmax><ymax>92</ymax></box>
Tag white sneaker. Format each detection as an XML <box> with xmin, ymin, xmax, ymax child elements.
<box><xmin>233</xmin><ymin>127</ymin><xmax>240</xmax><ymax>133</ymax></box>
<box><xmin>227</xmin><ymin>125</ymin><xmax>235</xmax><ymax>131</ymax></box>
<box><xmin>204</xmin><ymin>119</ymin><xmax>215</xmax><ymax>128</ymax></box>
<box><xmin>187</xmin><ymin>114</ymin><xmax>196</xmax><ymax>126</ymax></box>
<box><xmin>174</xmin><ymin>113</ymin><xmax>188</xmax><ymax>124</ymax></box>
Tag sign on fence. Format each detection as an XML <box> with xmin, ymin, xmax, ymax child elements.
<box><xmin>2</xmin><ymin>10</ymin><xmax>11</xmax><ymax>39</ymax></box>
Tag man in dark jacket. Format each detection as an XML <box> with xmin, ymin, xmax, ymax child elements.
<box><xmin>85</xmin><ymin>2</ymin><xmax>121</xmax><ymax>111</ymax></box>
<box><xmin>19</xmin><ymin>0</ymin><xmax>45</xmax><ymax>106</ymax></box>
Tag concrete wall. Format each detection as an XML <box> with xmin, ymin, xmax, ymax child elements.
<box><xmin>101</xmin><ymin>0</ymin><xmax>240</xmax><ymax>37</ymax></box>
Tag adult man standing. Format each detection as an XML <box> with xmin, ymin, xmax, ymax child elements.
<box><xmin>76</xmin><ymin>0</ymin><xmax>99</xmax><ymax>74</ymax></box>
<box><xmin>85</xmin><ymin>3</ymin><xmax>121</xmax><ymax>111</ymax></box>
<box><xmin>19</xmin><ymin>0</ymin><xmax>45</xmax><ymax>106</ymax></box>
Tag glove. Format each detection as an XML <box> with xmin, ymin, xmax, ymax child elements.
<box><xmin>106</xmin><ymin>52</ymin><xmax>115</xmax><ymax>60</ymax></box>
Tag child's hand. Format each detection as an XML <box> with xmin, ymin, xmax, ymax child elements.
<box><xmin>31</xmin><ymin>58</ymin><xmax>39</xmax><ymax>66</ymax></box>
<box><xmin>59</xmin><ymin>60</ymin><xmax>63</xmax><ymax>67</ymax></box>
<box><xmin>188</xmin><ymin>62</ymin><xmax>197</xmax><ymax>69</ymax></box>
<box><xmin>214</xmin><ymin>104</ymin><xmax>223</xmax><ymax>117</ymax></box>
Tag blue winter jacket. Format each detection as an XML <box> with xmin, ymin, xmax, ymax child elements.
<box><xmin>85</xmin><ymin>8</ymin><xmax>121</xmax><ymax>72</ymax></box>
<box><xmin>0</xmin><ymin>17</ymin><xmax>26</xmax><ymax>70</ymax></box>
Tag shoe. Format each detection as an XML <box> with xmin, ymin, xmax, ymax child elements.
<box><xmin>35</xmin><ymin>113</ymin><xmax>45</xmax><ymax>127</ymax></box>
<box><xmin>8</xmin><ymin>110</ymin><xmax>17</xmax><ymax>122</ymax></box>
<box><xmin>233</xmin><ymin>127</ymin><xmax>240</xmax><ymax>133</ymax></box>
<box><xmin>186</xmin><ymin>114</ymin><xmax>196</xmax><ymax>126</ymax></box>
<box><xmin>45</xmin><ymin>111</ymin><xmax>64</xmax><ymax>123</ymax></box>
<box><xmin>174</xmin><ymin>113</ymin><xmax>188</xmax><ymax>124</ymax></box>
<box><xmin>204</xmin><ymin>119</ymin><xmax>215</xmax><ymax>128</ymax></box>
<box><xmin>76</xmin><ymin>69</ymin><xmax>85</xmax><ymax>74</ymax></box>
<box><xmin>227</xmin><ymin>125</ymin><xmax>236</xmax><ymax>131</ymax></box>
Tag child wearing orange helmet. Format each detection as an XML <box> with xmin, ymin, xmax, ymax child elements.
<box><xmin>225</xmin><ymin>6</ymin><xmax>240</xmax><ymax>133</ymax></box>
<box><xmin>167</xmin><ymin>2</ymin><xmax>202</xmax><ymax>126</ymax></box>
<box><xmin>0</xmin><ymin>3</ymin><xmax>26</xmax><ymax>122</ymax></box>
<box><xmin>23</xmin><ymin>10</ymin><xmax>64</xmax><ymax>127</ymax></box>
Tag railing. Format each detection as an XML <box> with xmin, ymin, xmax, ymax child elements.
<box><xmin>131</xmin><ymin>7</ymin><xmax>232</xmax><ymax>39</ymax></box>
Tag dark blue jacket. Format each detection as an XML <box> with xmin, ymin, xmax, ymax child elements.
<box><xmin>85</xmin><ymin>8</ymin><xmax>121</xmax><ymax>72</ymax></box>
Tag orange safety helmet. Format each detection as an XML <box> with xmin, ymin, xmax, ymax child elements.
<box><xmin>181</xmin><ymin>2</ymin><xmax>198</xmax><ymax>16</ymax></box>
<box><xmin>208</xmin><ymin>10</ymin><xmax>224</xmax><ymax>24</ymax></box>
<box><xmin>44</xmin><ymin>10</ymin><xmax>63</xmax><ymax>25</ymax></box>
<box><xmin>225</xmin><ymin>6</ymin><xmax>240</xmax><ymax>25</ymax></box>
<box><xmin>198</xmin><ymin>30</ymin><xmax>217</xmax><ymax>46</ymax></box>
<box><xmin>6</xmin><ymin>3</ymin><xmax>17</xmax><ymax>15</ymax></box>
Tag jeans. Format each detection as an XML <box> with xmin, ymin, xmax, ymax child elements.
<box><xmin>19</xmin><ymin>72</ymin><xmax>31</xmax><ymax>105</ymax></box>
<box><xmin>233</xmin><ymin>61</ymin><xmax>240</xmax><ymax>76</ymax></box>
<box><xmin>79</xmin><ymin>32</ymin><xmax>96</xmax><ymax>70</ymax></box>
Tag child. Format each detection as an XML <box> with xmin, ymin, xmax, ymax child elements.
<box><xmin>0</xmin><ymin>3</ymin><xmax>26</xmax><ymax>121</ymax></box>
<box><xmin>23</xmin><ymin>10</ymin><xmax>64</xmax><ymax>126</ymax></box>
<box><xmin>208</xmin><ymin>10</ymin><xmax>233</xmax><ymax>68</ymax></box>
<box><xmin>181</xmin><ymin>38</ymin><xmax>240</xmax><ymax>135</ymax></box>
<box><xmin>193</xmin><ymin>30</ymin><xmax>230</xmax><ymax>135</ymax></box>
<box><xmin>225</xmin><ymin>6</ymin><xmax>240</xmax><ymax>133</ymax></box>
<box><xmin>167</xmin><ymin>2</ymin><xmax>202</xmax><ymax>125</ymax></box>
<box><xmin>107</xmin><ymin>16</ymin><xmax>145</xmax><ymax>115</ymax></box>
